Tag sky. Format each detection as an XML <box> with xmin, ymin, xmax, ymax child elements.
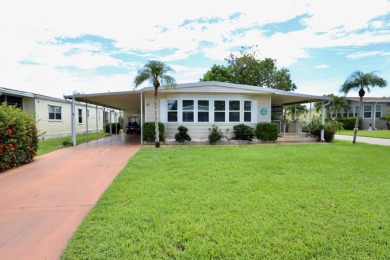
<box><xmin>1</xmin><ymin>0</ymin><xmax>390</xmax><ymax>99</ymax></box>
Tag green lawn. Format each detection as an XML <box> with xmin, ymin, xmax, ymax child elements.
<box><xmin>337</xmin><ymin>130</ymin><xmax>390</xmax><ymax>139</ymax></box>
<box><xmin>37</xmin><ymin>131</ymin><xmax>108</xmax><ymax>155</ymax></box>
<box><xmin>62</xmin><ymin>143</ymin><xmax>390</xmax><ymax>259</ymax></box>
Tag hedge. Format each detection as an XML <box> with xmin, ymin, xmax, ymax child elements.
<box><xmin>0</xmin><ymin>103</ymin><xmax>38</xmax><ymax>172</ymax></box>
<box><xmin>256</xmin><ymin>123</ymin><xmax>278</xmax><ymax>141</ymax></box>
<box><xmin>142</xmin><ymin>122</ymin><xmax>165</xmax><ymax>142</ymax></box>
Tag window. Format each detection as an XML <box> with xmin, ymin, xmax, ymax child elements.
<box><xmin>49</xmin><ymin>105</ymin><xmax>62</xmax><ymax>120</ymax></box>
<box><xmin>354</xmin><ymin>106</ymin><xmax>359</xmax><ymax>117</ymax></box>
<box><xmin>7</xmin><ymin>96</ymin><xmax>23</xmax><ymax>108</ymax></box>
<box><xmin>167</xmin><ymin>100</ymin><xmax>178</xmax><ymax>122</ymax></box>
<box><xmin>198</xmin><ymin>100</ymin><xmax>209</xmax><ymax>122</ymax></box>
<box><xmin>348</xmin><ymin>108</ymin><xmax>354</xmax><ymax>117</ymax></box>
<box><xmin>182</xmin><ymin>100</ymin><xmax>194</xmax><ymax>122</ymax></box>
<box><xmin>375</xmin><ymin>104</ymin><xmax>381</xmax><ymax>118</ymax></box>
<box><xmin>229</xmin><ymin>100</ymin><xmax>240</xmax><ymax>122</ymax></box>
<box><xmin>214</xmin><ymin>100</ymin><xmax>225</xmax><ymax>122</ymax></box>
<box><xmin>87</xmin><ymin>109</ymin><xmax>90</xmax><ymax>118</ymax></box>
<box><xmin>364</xmin><ymin>105</ymin><xmax>372</xmax><ymax>119</ymax></box>
<box><xmin>244</xmin><ymin>101</ymin><xmax>251</xmax><ymax>122</ymax></box>
<box><xmin>78</xmin><ymin>109</ymin><xmax>83</xmax><ymax>123</ymax></box>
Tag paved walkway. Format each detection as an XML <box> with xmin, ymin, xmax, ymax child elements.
<box><xmin>334</xmin><ymin>134</ymin><xmax>390</xmax><ymax>146</ymax></box>
<box><xmin>0</xmin><ymin>134</ymin><xmax>141</xmax><ymax>260</ymax></box>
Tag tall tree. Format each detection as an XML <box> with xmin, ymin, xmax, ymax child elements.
<box><xmin>200</xmin><ymin>45</ymin><xmax>297</xmax><ymax>91</ymax></box>
<box><xmin>134</xmin><ymin>60</ymin><xmax>176</xmax><ymax>148</ymax></box>
<box><xmin>340</xmin><ymin>71</ymin><xmax>387</xmax><ymax>143</ymax></box>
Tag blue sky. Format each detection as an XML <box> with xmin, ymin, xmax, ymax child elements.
<box><xmin>1</xmin><ymin>0</ymin><xmax>389</xmax><ymax>99</ymax></box>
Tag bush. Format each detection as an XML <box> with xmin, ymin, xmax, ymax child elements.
<box><xmin>208</xmin><ymin>125</ymin><xmax>225</xmax><ymax>144</ymax></box>
<box><xmin>0</xmin><ymin>103</ymin><xmax>39</xmax><ymax>172</ymax></box>
<box><xmin>105</xmin><ymin>123</ymin><xmax>121</xmax><ymax>134</ymax></box>
<box><xmin>142</xmin><ymin>122</ymin><xmax>165</xmax><ymax>142</ymax></box>
<box><xmin>336</xmin><ymin>117</ymin><xmax>362</xmax><ymax>130</ymax></box>
<box><xmin>175</xmin><ymin>126</ymin><xmax>191</xmax><ymax>142</ymax></box>
<box><xmin>309</xmin><ymin>118</ymin><xmax>344</xmax><ymax>142</ymax></box>
<box><xmin>256</xmin><ymin>123</ymin><xmax>278</xmax><ymax>141</ymax></box>
<box><xmin>233</xmin><ymin>124</ymin><xmax>255</xmax><ymax>141</ymax></box>
<box><xmin>62</xmin><ymin>140</ymin><xmax>73</xmax><ymax>147</ymax></box>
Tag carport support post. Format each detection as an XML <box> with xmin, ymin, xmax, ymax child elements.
<box><xmin>321</xmin><ymin>101</ymin><xmax>325</xmax><ymax>142</ymax></box>
<box><xmin>71</xmin><ymin>96</ymin><xmax>77</xmax><ymax>146</ymax></box>
<box><xmin>96</xmin><ymin>105</ymin><xmax>98</xmax><ymax>141</ymax></box>
<box><xmin>141</xmin><ymin>91</ymin><xmax>144</xmax><ymax>145</ymax></box>
<box><xmin>85</xmin><ymin>103</ymin><xmax>88</xmax><ymax>143</ymax></box>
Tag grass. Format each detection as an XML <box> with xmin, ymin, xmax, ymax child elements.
<box><xmin>62</xmin><ymin>142</ymin><xmax>390</xmax><ymax>259</ymax></box>
<box><xmin>337</xmin><ymin>130</ymin><xmax>390</xmax><ymax>139</ymax></box>
<box><xmin>37</xmin><ymin>131</ymin><xmax>108</xmax><ymax>155</ymax></box>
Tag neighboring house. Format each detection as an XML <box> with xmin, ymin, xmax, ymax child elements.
<box><xmin>344</xmin><ymin>97</ymin><xmax>390</xmax><ymax>130</ymax></box>
<box><xmin>0</xmin><ymin>87</ymin><xmax>111</xmax><ymax>140</ymax></box>
<box><xmin>64</xmin><ymin>82</ymin><xmax>333</xmax><ymax>143</ymax></box>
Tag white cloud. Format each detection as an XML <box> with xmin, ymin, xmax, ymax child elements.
<box><xmin>314</xmin><ymin>64</ymin><xmax>329</xmax><ymax>69</ymax></box>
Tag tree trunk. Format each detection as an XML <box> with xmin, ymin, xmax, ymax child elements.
<box><xmin>352</xmin><ymin>96</ymin><xmax>363</xmax><ymax>144</ymax></box>
<box><xmin>154</xmin><ymin>87</ymin><xmax>160</xmax><ymax>148</ymax></box>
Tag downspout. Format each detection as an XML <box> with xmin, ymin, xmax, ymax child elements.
<box><xmin>321</xmin><ymin>100</ymin><xmax>331</xmax><ymax>142</ymax></box>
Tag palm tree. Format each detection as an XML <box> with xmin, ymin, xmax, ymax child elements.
<box><xmin>340</xmin><ymin>71</ymin><xmax>387</xmax><ymax>143</ymax></box>
<box><xmin>284</xmin><ymin>104</ymin><xmax>308</xmax><ymax>121</ymax></box>
<box><xmin>134</xmin><ymin>60</ymin><xmax>176</xmax><ymax>147</ymax></box>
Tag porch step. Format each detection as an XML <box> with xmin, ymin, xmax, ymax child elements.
<box><xmin>277</xmin><ymin>132</ymin><xmax>316</xmax><ymax>142</ymax></box>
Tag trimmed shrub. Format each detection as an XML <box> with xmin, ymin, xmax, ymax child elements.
<box><xmin>208</xmin><ymin>125</ymin><xmax>225</xmax><ymax>144</ymax></box>
<box><xmin>175</xmin><ymin>126</ymin><xmax>191</xmax><ymax>142</ymax></box>
<box><xmin>336</xmin><ymin>117</ymin><xmax>362</xmax><ymax>130</ymax></box>
<box><xmin>105</xmin><ymin>123</ymin><xmax>121</xmax><ymax>134</ymax></box>
<box><xmin>309</xmin><ymin>118</ymin><xmax>344</xmax><ymax>142</ymax></box>
<box><xmin>143</xmin><ymin>122</ymin><xmax>165</xmax><ymax>142</ymax></box>
<box><xmin>0</xmin><ymin>103</ymin><xmax>39</xmax><ymax>172</ymax></box>
<box><xmin>256</xmin><ymin>123</ymin><xmax>278</xmax><ymax>141</ymax></box>
<box><xmin>233</xmin><ymin>124</ymin><xmax>255</xmax><ymax>141</ymax></box>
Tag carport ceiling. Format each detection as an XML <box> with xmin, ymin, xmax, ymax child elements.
<box><xmin>66</xmin><ymin>91</ymin><xmax>141</xmax><ymax>112</ymax></box>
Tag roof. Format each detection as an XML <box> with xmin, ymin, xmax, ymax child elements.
<box><xmin>64</xmin><ymin>81</ymin><xmax>333</xmax><ymax>111</ymax></box>
<box><xmin>346</xmin><ymin>97</ymin><xmax>390</xmax><ymax>103</ymax></box>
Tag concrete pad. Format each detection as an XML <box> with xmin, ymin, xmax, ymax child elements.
<box><xmin>0</xmin><ymin>134</ymin><xmax>141</xmax><ymax>260</ymax></box>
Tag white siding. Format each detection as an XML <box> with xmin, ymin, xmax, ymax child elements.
<box><xmin>35</xmin><ymin>97</ymin><xmax>105</xmax><ymax>140</ymax></box>
<box><xmin>144</xmin><ymin>92</ymin><xmax>271</xmax><ymax>140</ymax></box>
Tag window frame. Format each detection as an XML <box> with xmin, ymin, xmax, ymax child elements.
<box><xmin>48</xmin><ymin>105</ymin><xmax>62</xmax><ymax>121</ymax></box>
<box><xmin>78</xmin><ymin>108</ymin><xmax>83</xmax><ymax>124</ymax></box>
<box><xmin>375</xmin><ymin>104</ymin><xmax>382</xmax><ymax>118</ymax></box>
<box><xmin>363</xmin><ymin>105</ymin><xmax>372</xmax><ymax>119</ymax></box>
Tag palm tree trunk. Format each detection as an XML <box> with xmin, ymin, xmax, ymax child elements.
<box><xmin>352</xmin><ymin>97</ymin><xmax>362</xmax><ymax>144</ymax></box>
<box><xmin>154</xmin><ymin>87</ymin><xmax>160</xmax><ymax>148</ymax></box>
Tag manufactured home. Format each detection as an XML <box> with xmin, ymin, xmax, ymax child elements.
<box><xmin>65</xmin><ymin>82</ymin><xmax>333</xmax><ymax>144</ymax></box>
<box><xmin>0</xmin><ymin>87</ymin><xmax>115</xmax><ymax>140</ymax></box>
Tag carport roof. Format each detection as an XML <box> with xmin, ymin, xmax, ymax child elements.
<box><xmin>63</xmin><ymin>81</ymin><xmax>332</xmax><ymax>110</ymax></box>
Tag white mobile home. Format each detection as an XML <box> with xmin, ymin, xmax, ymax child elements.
<box><xmin>64</xmin><ymin>82</ymin><xmax>333</xmax><ymax>144</ymax></box>
<box><xmin>0</xmin><ymin>87</ymin><xmax>110</xmax><ymax>140</ymax></box>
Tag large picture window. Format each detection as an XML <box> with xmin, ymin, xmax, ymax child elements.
<box><xmin>214</xmin><ymin>100</ymin><xmax>225</xmax><ymax>122</ymax></box>
<box><xmin>244</xmin><ymin>101</ymin><xmax>251</xmax><ymax>122</ymax></box>
<box><xmin>229</xmin><ymin>100</ymin><xmax>240</xmax><ymax>122</ymax></box>
<box><xmin>182</xmin><ymin>100</ymin><xmax>194</xmax><ymax>122</ymax></box>
<box><xmin>198</xmin><ymin>100</ymin><xmax>209</xmax><ymax>122</ymax></box>
<box><xmin>167</xmin><ymin>100</ymin><xmax>178</xmax><ymax>122</ymax></box>
<box><xmin>49</xmin><ymin>105</ymin><xmax>62</xmax><ymax>120</ymax></box>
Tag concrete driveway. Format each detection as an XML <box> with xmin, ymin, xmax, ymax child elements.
<box><xmin>0</xmin><ymin>134</ymin><xmax>141</xmax><ymax>260</ymax></box>
<box><xmin>335</xmin><ymin>134</ymin><xmax>390</xmax><ymax>146</ymax></box>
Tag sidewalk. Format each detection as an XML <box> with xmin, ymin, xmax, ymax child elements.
<box><xmin>0</xmin><ymin>134</ymin><xmax>141</xmax><ymax>260</ymax></box>
<box><xmin>334</xmin><ymin>134</ymin><xmax>390</xmax><ymax>146</ymax></box>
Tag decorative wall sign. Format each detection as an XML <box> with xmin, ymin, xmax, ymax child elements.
<box><xmin>260</xmin><ymin>107</ymin><xmax>267</xmax><ymax>116</ymax></box>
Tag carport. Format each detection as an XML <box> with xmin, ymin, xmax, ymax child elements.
<box><xmin>64</xmin><ymin>90</ymin><xmax>144</xmax><ymax>145</ymax></box>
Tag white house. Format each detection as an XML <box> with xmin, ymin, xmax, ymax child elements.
<box><xmin>0</xmin><ymin>87</ymin><xmax>112</xmax><ymax>140</ymax></box>
<box><xmin>64</xmin><ymin>82</ymin><xmax>333</xmax><ymax>144</ymax></box>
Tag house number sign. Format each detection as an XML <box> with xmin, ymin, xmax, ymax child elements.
<box><xmin>260</xmin><ymin>108</ymin><xmax>267</xmax><ymax>116</ymax></box>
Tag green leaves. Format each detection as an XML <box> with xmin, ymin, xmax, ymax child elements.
<box><xmin>0</xmin><ymin>103</ymin><xmax>38</xmax><ymax>172</ymax></box>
